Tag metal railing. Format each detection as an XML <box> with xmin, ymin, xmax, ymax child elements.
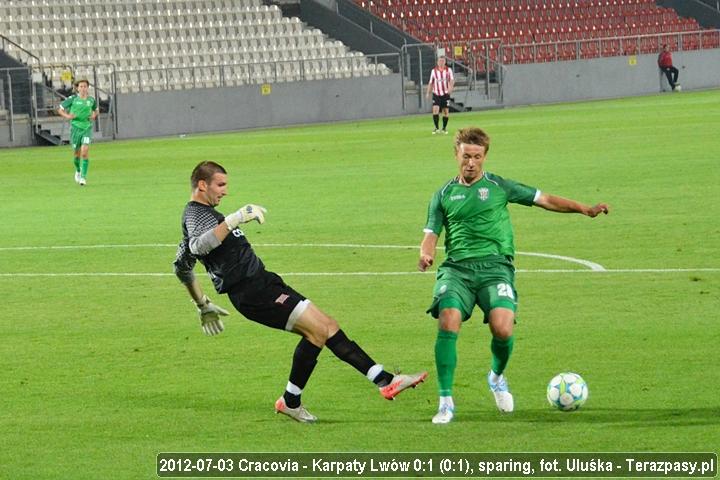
<box><xmin>400</xmin><ymin>40</ymin><xmax>504</xmax><ymax>108</ymax></box>
<box><xmin>0</xmin><ymin>66</ymin><xmax>33</xmax><ymax>143</ymax></box>
<box><xmin>500</xmin><ymin>29</ymin><xmax>720</xmax><ymax>64</ymax></box>
<box><xmin>32</xmin><ymin>62</ymin><xmax>118</xmax><ymax>137</ymax></box>
<box><xmin>697</xmin><ymin>0</ymin><xmax>720</xmax><ymax>11</ymax></box>
<box><xmin>0</xmin><ymin>78</ymin><xmax>4</xmax><ymax>116</ymax></box>
<box><xmin>112</xmin><ymin>53</ymin><xmax>401</xmax><ymax>93</ymax></box>
<box><xmin>0</xmin><ymin>35</ymin><xmax>42</xmax><ymax>69</ymax></box>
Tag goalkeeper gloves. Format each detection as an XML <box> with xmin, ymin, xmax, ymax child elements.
<box><xmin>195</xmin><ymin>295</ymin><xmax>229</xmax><ymax>336</ymax></box>
<box><xmin>225</xmin><ymin>204</ymin><xmax>267</xmax><ymax>230</ymax></box>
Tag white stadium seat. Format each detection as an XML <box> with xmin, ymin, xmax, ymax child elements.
<box><xmin>1</xmin><ymin>0</ymin><xmax>392</xmax><ymax>92</ymax></box>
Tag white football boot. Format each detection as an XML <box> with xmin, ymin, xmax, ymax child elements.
<box><xmin>488</xmin><ymin>371</ymin><xmax>514</xmax><ymax>413</ymax></box>
<box><xmin>274</xmin><ymin>397</ymin><xmax>317</xmax><ymax>423</ymax></box>
<box><xmin>431</xmin><ymin>404</ymin><xmax>455</xmax><ymax>424</ymax></box>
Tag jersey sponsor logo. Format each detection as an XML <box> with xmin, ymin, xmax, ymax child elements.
<box><xmin>478</xmin><ymin>187</ymin><xmax>489</xmax><ymax>201</ymax></box>
<box><xmin>275</xmin><ymin>293</ymin><xmax>290</xmax><ymax>305</ymax></box>
<box><xmin>449</xmin><ymin>194</ymin><xmax>466</xmax><ymax>201</ymax></box>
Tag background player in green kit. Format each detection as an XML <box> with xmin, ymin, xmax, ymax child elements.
<box><xmin>57</xmin><ymin>79</ymin><xmax>98</xmax><ymax>186</ymax></box>
<box><xmin>418</xmin><ymin>127</ymin><xmax>609</xmax><ymax>424</ymax></box>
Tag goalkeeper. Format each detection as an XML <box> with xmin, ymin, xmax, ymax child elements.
<box><xmin>173</xmin><ymin>161</ymin><xmax>427</xmax><ymax>423</ymax></box>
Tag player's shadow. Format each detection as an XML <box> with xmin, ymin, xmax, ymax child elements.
<box><xmin>463</xmin><ymin>406</ymin><xmax>720</xmax><ymax>427</ymax></box>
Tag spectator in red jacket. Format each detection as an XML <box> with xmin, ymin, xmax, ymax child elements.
<box><xmin>658</xmin><ymin>45</ymin><xmax>680</xmax><ymax>91</ymax></box>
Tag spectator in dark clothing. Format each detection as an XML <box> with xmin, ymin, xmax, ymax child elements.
<box><xmin>658</xmin><ymin>45</ymin><xmax>681</xmax><ymax>91</ymax></box>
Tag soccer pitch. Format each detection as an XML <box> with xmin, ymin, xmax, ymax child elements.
<box><xmin>1</xmin><ymin>90</ymin><xmax>719</xmax><ymax>479</ymax></box>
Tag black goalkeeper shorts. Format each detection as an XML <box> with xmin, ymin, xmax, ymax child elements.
<box><xmin>226</xmin><ymin>270</ymin><xmax>309</xmax><ymax>331</ymax></box>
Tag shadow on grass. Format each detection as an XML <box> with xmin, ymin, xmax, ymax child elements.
<box><xmin>460</xmin><ymin>406</ymin><xmax>720</xmax><ymax>427</ymax></box>
<box><xmin>118</xmin><ymin>390</ymin><xmax>720</xmax><ymax>429</ymax></box>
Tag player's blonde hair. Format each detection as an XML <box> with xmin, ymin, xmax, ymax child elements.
<box><xmin>191</xmin><ymin>161</ymin><xmax>227</xmax><ymax>189</ymax></box>
<box><xmin>454</xmin><ymin>127</ymin><xmax>490</xmax><ymax>154</ymax></box>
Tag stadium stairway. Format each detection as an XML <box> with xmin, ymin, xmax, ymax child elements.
<box><xmin>34</xmin><ymin>117</ymin><xmax>69</xmax><ymax>146</ymax></box>
<box><xmin>301</xmin><ymin>0</ymin><xmax>501</xmax><ymax>109</ymax></box>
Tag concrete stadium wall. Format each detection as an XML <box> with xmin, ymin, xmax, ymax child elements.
<box><xmin>502</xmin><ymin>48</ymin><xmax>720</xmax><ymax>106</ymax></box>
<box><xmin>115</xmin><ymin>75</ymin><xmax>409</xmax><ymax>139</ymax></box>
<box><xmin>0</xmin><ymin>117</ymin><xmax>33</xmax><ymax>148</ymax></box>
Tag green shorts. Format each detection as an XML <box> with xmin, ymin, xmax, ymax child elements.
<box><xmin>70</xmin><ymin>125</ymin><xmax>93</xmax><ymax>150</ymax></box>
<box><xmin>426</xmin><ymin>256</ymin><xmax>518</xmax><ymax>323</ymax></box>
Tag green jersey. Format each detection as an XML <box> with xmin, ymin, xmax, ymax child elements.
<box><xmin>60</xmin><ymin>95</ymin><xmax>97</xmax><ymax>130</ymax></box>
<box><xmin>424</xmin><ymin>172</ymin><xmax>539</xmax><ymax>262</ymax></box>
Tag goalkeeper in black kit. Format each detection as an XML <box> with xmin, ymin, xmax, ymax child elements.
<box><xmin>173</xmin><ymin>161</ymin><xmax>427</xmax><ymax>423</ymax></box>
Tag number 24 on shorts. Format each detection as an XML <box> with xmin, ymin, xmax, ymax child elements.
<box><xmin>496</xmin><ymin>283</ymin><xmax>515</xmax><ymax>299</ymax></box>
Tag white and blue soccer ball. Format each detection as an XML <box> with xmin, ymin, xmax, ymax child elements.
<box><xmin>546</xmin><ymin>372</ymin><xmax>589</xmax><ymax>411</ymax></box>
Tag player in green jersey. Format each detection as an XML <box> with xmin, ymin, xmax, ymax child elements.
<box><xmin>418</xmin><ymin>127</ymin><xmax>609</xmax><ymax>424</ymax></box>
<box><xmin>57</xmin><ymin>79</ymin><xmax>98</xmax><ymax>186</ymax></box>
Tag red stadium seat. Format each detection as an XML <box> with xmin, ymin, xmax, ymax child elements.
<box><xmin>354</xmin><ymin>0</ymin><xmax>707</xmax><ymax>65</ymax></box>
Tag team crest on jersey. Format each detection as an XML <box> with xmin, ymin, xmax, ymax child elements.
<box><xmin>478</xmin><ymin>187</ymin><xmax>490</xmax><ymax>201</ymax></box>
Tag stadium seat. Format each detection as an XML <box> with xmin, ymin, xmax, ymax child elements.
<box><xmin>352</xmin><ymin>0</ymin><xmax>710</xmax><ymax>67</ymax></box>
<box><xmin>0</xmin><ymin>0</ymin><xmax>390</xmax><ymax>92</ymax></box>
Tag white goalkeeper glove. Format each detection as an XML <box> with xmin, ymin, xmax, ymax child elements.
<box><xmin>224</xmin><ymin>204</ymin><xmax>267</xmax><ymax>230</ymax></box>
<box><xmin>194</xmin><ymin>295</ymin><xmax>229</xmax><ymax>336</ymax></box>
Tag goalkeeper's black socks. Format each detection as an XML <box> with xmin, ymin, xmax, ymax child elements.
<box><xmin>326</xmin><ymin>329</ymin><xmax>393</xmax><ymax>386</ymax></box>
<box><xmin>284</xmin><ymin>337</ymin><xmax>322</xmax><ymax>408</ymax></box>
<box><xmin>283</xmin><ymin>391</ymin><xmax>302</xmax><ymax>409</ymax></box>
<box><xmin>433</xmin><ymin>114</ymin><xmax>439</xmax><ymax>129</ymax></box>
<box><xmin>442</xmin><ymin>116</ymin><xmax>449</xmax><ymax>130</ymax></box>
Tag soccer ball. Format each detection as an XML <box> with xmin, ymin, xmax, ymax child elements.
<box><xmin>546</xmin><ymin>372</ymin><xmax>589</xmax><ymax>411</ymax></box>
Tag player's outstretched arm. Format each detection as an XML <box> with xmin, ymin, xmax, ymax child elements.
<box><xmin>419</xmin><ymin>232</ymin><xmax>439</xmax><ymax>271</ymax></box>
<box><xmin>534</xmin><ymin>193</ymin><xmax>609</xmax><ymax>218</ymax></box>
<box><xmin>200</xmin><ymin>204</ymin><xmax>267</xmax><ymax>251</ymax></box>
<box><xmin>182</xmin><ymin>279</ymin><xmax>228</xmax><ymax>336</ymax></box>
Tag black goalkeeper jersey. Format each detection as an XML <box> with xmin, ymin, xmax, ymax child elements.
<box><xmin>173</xmin><ymin>201</ymin><xmax>265</xmax><ymax>293</ymax></box>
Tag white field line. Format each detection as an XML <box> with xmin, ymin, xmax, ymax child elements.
<box><xmin>0</xmin><ymin>243</ymin><xmax>717</xmax><ymax>276</ymax></box>
<box><xmin>0</xmin><ymin>243</ymin><xmax>177</xmax><ymax>251</ymax></box>
<box><xmin>0</xmin><ymin>242</ymin><xmax>606</xmax><ymax>271</ymax></box>
<box><xmin>0</xmin><ymin>268</ymin><xmax>719</xmax><ymax>278</ymax></box>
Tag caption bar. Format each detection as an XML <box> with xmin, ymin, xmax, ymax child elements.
<box><xmin>157</xmin><ymin>452</ymin><xmax>717</xmax><ymax>478</ymax></box>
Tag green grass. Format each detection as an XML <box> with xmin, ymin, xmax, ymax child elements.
<box><xmin>1</xmin><ymin>90</ymin><xmax>719</xmax><ymax>479</ymax></box>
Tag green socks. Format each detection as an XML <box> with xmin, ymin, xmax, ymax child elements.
<box><xmin>73</xmin><ymin>157</ymin><xmax>80</xmax><ymax>172</ymax></box>
<box><xmin>81</xmin><ymin>158</ymin><xmax>89</xmax><ymax>178</ymax></box>
<box><xmin>435</xmin><ymin>330</ymin><xmax>458</xmax><ymax>397</ymax></box>
<box><xmin>436</xmin><ymin>332</ymin><xmax>514</xmax><ymax>396</ymax></box>
<box><xmin>491</xmin><ymin>335</ymin><xmax>514</xmax><ymax>375</ymax></box>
